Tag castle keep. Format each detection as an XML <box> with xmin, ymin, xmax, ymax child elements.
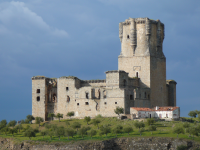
<box><xmin>32</xmin><ymin>18</ymin><xmax>177</xmax><ymax>121</ymax></box>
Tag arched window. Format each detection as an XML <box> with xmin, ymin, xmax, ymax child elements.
<box><xmin>86</xmin><ymin>92</ymin><xmax>89</xmax><ymax>99</ymax></box>
<box><xmin>136</xmin><ymin>72</ymin><xmax>138</xmax><ymax>78</ymax></box>
<box><xmin>52</xmin><ymin>94</ymin><xmax>56</xmax><ymax>102</ymax></box>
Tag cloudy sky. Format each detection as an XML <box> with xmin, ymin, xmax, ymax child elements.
<box><xmin>0</xmin><ymin>0</ymin><xmax>200</xmax><ymax>121</ymax></box>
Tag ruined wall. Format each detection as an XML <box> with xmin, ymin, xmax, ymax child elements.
<box><xmin>32</xmin><ymin>76</ymin><xmax>46</xmax><ymax>121</ymax></box>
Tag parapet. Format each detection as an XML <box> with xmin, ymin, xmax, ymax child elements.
<box><xmin>32</xmin><ymin>76</ymin><xmax>46</xmax><ymax>80</ymax></box>
<box><xmin>59</xmin><ymin>76</ymin><xmax>80</xmax><ymax>80</ymax></box>
<box><xmin>105</xmin><ymin>70</ymin><xmax>128</xmax><ymax>74</ymax></box>
<box><xmin>81</xmin><ymin>79</ymin><xmax>106</xmax><ymax>83</ymax></box>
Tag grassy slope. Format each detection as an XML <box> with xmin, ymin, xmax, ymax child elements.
<box><xmin>0</xmin><ymin>117</ymin><xmax>200</xmax><ymax>143</ymax></box>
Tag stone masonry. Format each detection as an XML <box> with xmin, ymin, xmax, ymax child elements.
<box><xmin>32</xmin><ymin>17</ymin><xmax>177</xmax><ymax>121</ymax></box>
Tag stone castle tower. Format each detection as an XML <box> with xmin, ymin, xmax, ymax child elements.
<box><xmin>118</xmin><ymin>18</ymin><xmax>175</xmax><ymax>107</ymax></box>
<box><xmin>32</xmin><ymin>17</ymin><xmax>177</xmax><ymax>121</ymax></box>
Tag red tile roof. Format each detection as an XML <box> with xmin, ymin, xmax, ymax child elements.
<box><xmin>130</xmin><ymin>107</ymin><xmax>179</xmax><ymax>112</ymax></box>
<box><xmin>152</xmin><ymin>107</ymin><xmax>179</xmax><ymax>111</ymax></box>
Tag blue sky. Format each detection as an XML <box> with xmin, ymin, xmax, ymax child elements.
<box><xmin>0</xmin><ymin>0</ymin><xmax>200</xmax><ymax>121</ymax></box>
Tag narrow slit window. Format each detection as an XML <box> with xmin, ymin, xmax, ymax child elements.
<box><xmin>127</xmin><ymin>35</ymin><xmax>129</xmax><ymax>39</ymax></box>
<box><xmin>37</xmin><ymin>96</ymin><xmax>40</xmax><ymax>101</ymax></box>
<box><xmin>144</xmin><ymin>92</ymin><xmax>146</xmax><ymax>98</ymax></box>
<box><xmin>77</xmin><ymin>103</ymin><xmax>79</xmax><ymax>106</ymax></box>
<box><xmin>37</xmin><ymin>89</ymin><xmax>40</xmax><ymax>93</ymax></box>
<box><xmin>85</xmin><ymin>102</ymin><xmax>89</xmax><ymax>105</ymax></box>
<box><xmin>130</xmin><ymin>95</ymin><xmax>133</xmax><ymax>100</ymax></box>
<box><xmin>104</xmin><ymin>102</ymin><xmax>107</xmax><ymax>105</ymax></box>
<box><xmin>66</xmin><ymin>87</ymin><xmax>69</xmax><ymax>91</ymax></box>
<box><xmin>115</xmin><ymin>102</ymin><xmax>117</xmax><ymax>104</ymax></box>
<box><xmin>67</xmin><ymin>96</ymin><xmax>70</xmax><ymax>102</ymax></box>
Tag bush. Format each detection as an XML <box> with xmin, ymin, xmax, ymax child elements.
<box><xmin>177</xmin><ymin>145</ymin><xmax>187</xmax><ymax>150</ymax></box>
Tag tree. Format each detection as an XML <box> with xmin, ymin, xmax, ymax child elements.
<box><xmin>195</xmin><ymin>110</ymin><xmax>200</xmax><ymax>115</ymax></box>
<box><xmin>56</xmin><ymin>113</ymin><xmax>63</xmax><ymax>122</ymax></box>
<box><xmin>123</xmin><ymin>127</ymin><xmax>133</xmax><ymax>135</ymax></box>
<box><xmin>72</xmin><ymin>122</ymin><xmax>81</xmax><ymax>131</ymax></box>
<box><xmin>26</xmin><ymin>115</ymin><xmax>35</xmax><ymax>124</ymax></box>
<box><xmin>35</xmin><ymin>117</ymin><xmax>43</xmax><ymax>127</ymax></box>
<box><xmin>9</xmin><ymin>127</ymin><xmax>18</xmax><ymax>137</ymax></box>
<box><xmin>198</xmin><ymin>114</ymin><xmax>200</xmax><ymax>122</ymax></box>
<box><xmin>183</xmin><ymin>122</ymin><xmax>190</xmax><ymax>132</ymax></box>
<box><xmin>114</xmin><ymin>106</ymin><xmax>124</xmax><ymax>117</ymax></box>
<box><xmin>7</xmin><ymin>120</ymin><xmax>17</xmax><ymax>127</ymax></box>
<box><xmin>146</xmin><ymin>118</ymin><xmax>155</xmax><ymax>126</ymax></box>
<box><xmin>88</xmin><ymin>129</ymin><xmax>97</xmax><ymax>138</ymax></box>
<box><xmin>40</xmin><ymin>131</ymin><xmax>46</xmax><ymax>139</ymax></box>
<box><xmin>66</xmin><ymin>111</ymin><xmax>74</xmax><ymax>119</ymax></box>
<box><xmin>134</xmin><ymin>121</ymin><xmax>145</xmax><ymax>132</ymax></box>
<box><xmin>65</xmin><ymin>128</ymin><xmax>75</xmax><ymax>140</ymax></box>
<box><xmin>47</xmin><ymin>130</ymin><xmax>54</xmax><ymax>140</ymax></box>
<box><xmin>92</xmin><ymin>119</ymin><xmax>101</xmax><ymax>129</ymax></box>
<box><xmin>55</xmin><ymin>126</ymin><xmax>65</xmax><ymax>140</ymax></box>
<box><xmin>84</xmin><ymin>116</ymin><xmax>91</xmax><ymax>125</ymax></box>
<box><xmin>112</xmin><ymin>126</ymin><xmax>121</xmax><ymax>137</ymax></box>
<box><xmin>0</xmin><ymin>120</ymin><xmax>7</xmax><ymax>130</ymax></box>
<box><xmin>100</xmin><ymin>125</ymin><xmax>111</xmax><ymax>137</ymax></box>
<box><xmin>65</xmin><ymin>121</ymin><xmax>70</xmax><ymax>127</ymax></box>
<box><xmin>148</xmin><ymin>125</ymin><xmax>157</xmax><ymax>135</ymax></box>
<box><xmin>188</xmin><ymin>111</ymin><xmax>197</xmax><ymax>120</ymax></box>
<box><xmin>77</xmin><ymin>126</ymin><xmax>90</xmax><ymax>139</ymax></box>
<box><xmin>187</xmin><ymin>127</ymin><xmax>198</xmax><ymax>140</ymax></box>
<box><xmin>48</xmin><ymin>113</ymin><xmax>55</xmax><ymax>121</ymax></box>
<box><xmin>173</xmin><ymin>126</ymin><xmax>184</xmax><ymax>138</ymax></box>
<box><xmin>1</xmin><ymin>127</ymin><xmax>9</xmax><ymax>135</ymax></box>
<box><xmin>16</xmin><ymin>124</ymin><xmax>23</xmax><ymax>133</ymax></box>
<box><xmin>24</xmin><ymin>128</ymin><xmax>36</xmax><ymax>140</ymax></box>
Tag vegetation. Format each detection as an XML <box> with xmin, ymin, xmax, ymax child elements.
<box><xmin>66</xmin><ymin>111</ymin><xmax>75</xmax><ymax>119</ymax></box>
<box><xmin>48</xmin><ymin>113</ymin><xmax>55</xmax><ymax>121</ymax></box>
<box><xmin>114</xmin><ymin>107</ymin><xmax>124</xmax><ymax>117</ymax></box>
<box><xmin>84</xmin><ymin>116</ymin><xmax>91</xmax><ymax>125</ymax></box>
<box><xmin>35</xmin><ymin>117</ymin><xmax>43</xmax><ymax>127</ymax></box>
<box><xmin>1</xmin><ymin>115</ymin><xmax>200</xmax><ymax>142</ymax></box>
<box><xmin>56</xmin><ymin>113</ymin><xmax>63</xmax><ymax>122</ymax></box>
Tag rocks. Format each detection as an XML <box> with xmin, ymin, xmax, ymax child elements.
<box><xmin>0</xmin><ymin>137</ymin><xmax>200</xmax><ymax>150</ymax></box>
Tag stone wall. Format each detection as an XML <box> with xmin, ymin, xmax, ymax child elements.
<box><xmin>1</xmin><ymin>137</ymin><xmax>200</xmax><ymax>150</ymax></box>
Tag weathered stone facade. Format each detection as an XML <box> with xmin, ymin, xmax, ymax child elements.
<box><xmin>32</xmin><ymin>17</ymin><xmax>177</xmax><ymax>121</ymax></box>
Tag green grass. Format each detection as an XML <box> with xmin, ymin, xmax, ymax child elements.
<box><xmin>0</xmin><ymin>117</ymin><xmax>200</xmax><ymax>143</ymax></box>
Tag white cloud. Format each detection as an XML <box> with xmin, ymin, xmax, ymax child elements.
<box><xmin>0</xmin><ymin>1</ymin><xmax>68</xmax><ymax>37</ymax></box>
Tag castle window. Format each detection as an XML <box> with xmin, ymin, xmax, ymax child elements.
<box><xmin>86</xmin><ymin>92</ymin><xmax>89</xmax><ymax>99</ymax></box>
<box><xmin>115</xmin><ymin>102</ymin><xmax>117</xmax><ymax>104</ymax></box>
<box><xmin>127</xmin><ymin>35</ymin><xmax>129</xmax><ymax>39</ymax></box>
<box><xmin>37</xmin><ymin>89</ymin><xmax>40</xmax><ymax>93</ymax></box>
<box><xmin>139</xmin><ymin>94</ymin><xmax>141</xmax><ymax>98</ymax></box>
<box><xmin>148</xmin><ymin>94</ymin><xmax>150</xmax><ymax>99</ymax></box>
<box><xmin>67</xmin><ymin>96</ymin><xmax>70</xmax><ymax>102</ymax></box>
<box><xmin>53</xmin><ymin>94</ymin><xmax>56</xmax><ymax>102</ymax></box>
<box><xmin>144</xmin><ymin>92</ymin><xmax>146</xmax><ymax>98</ymax></box>
<box><xmin>103</xmin><ymin>90</ymin><xmax>106</xmax><ymax>98</ymax></box>
<box><xmin>130</xmin><ymin>95</ymin><xmax>133</xmax><ymax>100</ymax></box>
<box><xmin>85</xmin><ymin>102</ymin><xmax>89</xmax><ymax>105</ymax></box>
<box><xmin>37</xmin><ymin>96</ymin><xmax>40</xmax><ymax>101</ymax></box>
<box><xmin>77</xmin><ymin>103</ymin><xmax>79</xmax><ymax>106</ymax></box>
<box><xmin>136</xmin><ymin>72</ymin><xmax>138</xmax><ymax>78</ymax></box>
<box><xmin>104</xmin><ymin>102</ymin><xmax>107</xmax><ymax>105</ymax></box>
<box><xmin>123</xmin><ymin>79</ymin><xmax>127</xmax><ymax>87</ymax></box>
<box><xmin>66</xmin><ymin>87</ymin><xmax>69</xmax><ymax>91</ymax></box>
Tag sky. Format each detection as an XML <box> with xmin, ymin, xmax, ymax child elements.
<box><xmin>0</xmin><ymin>0</ymin><xmax>200</xmax><ymax>121</ymax></box>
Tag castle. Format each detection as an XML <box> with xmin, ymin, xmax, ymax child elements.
<box><xmin>32</xmin><ymin>17</ymin><xmax>177</xmax><ymax>121</ymax></box>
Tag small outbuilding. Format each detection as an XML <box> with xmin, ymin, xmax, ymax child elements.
<box><xmin>130</xmin><ymin>106</ymin><xmax>180</xmax><ymax>120</ymax></box>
